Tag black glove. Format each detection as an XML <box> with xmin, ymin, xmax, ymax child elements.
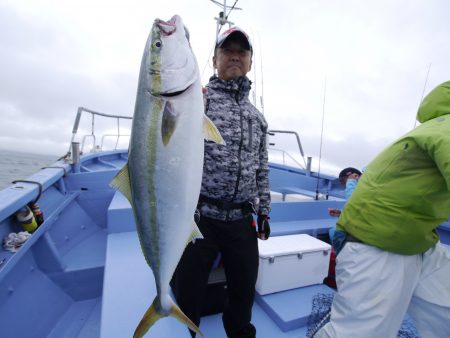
<box><xmin>257</xmin><ymin>215</ymin><xmax>270</xmax><ymax>240</ymax></box>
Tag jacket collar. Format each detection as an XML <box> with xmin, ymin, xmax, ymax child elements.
<box><xmin>207</xmin><ymin>75</ymin><xmax>252</xmax><ymax>101</ymax></box>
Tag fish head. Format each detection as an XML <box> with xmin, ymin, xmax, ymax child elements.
<box><xmin>145</xmin><ymin>15</ymin><xmax>198</xmax><ymax>96</ymax></box>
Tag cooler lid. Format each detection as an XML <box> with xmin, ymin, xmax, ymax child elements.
<box><xmin>258</xmin><ymin>234</ymin><xmax>330</xmax><ymax>258</ymax></box>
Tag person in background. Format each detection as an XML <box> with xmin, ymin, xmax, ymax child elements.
<box><xmin>171</xmin><ymin>27</ymin><xmax>271</xmax><ymax>338</ymax></box>
<box><xmin>327</xmin><ymin>167</ymin><xmax>362</xmax><ymax>218</ymax></box>
<box><xmin>324</xmin><ymin>167</ymin><xmax>361</xmax><ymax>288</ymax></box>
<box><xmin>315</xmin><ymin>81</ymin><xmax>450</xmax><ymax>338</ymax></box>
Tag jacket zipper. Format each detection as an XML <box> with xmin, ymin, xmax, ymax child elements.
<box><xmin>227</xmin><ymin>90</ymin><xmax>244</xmax><ymax>221</ymax></box>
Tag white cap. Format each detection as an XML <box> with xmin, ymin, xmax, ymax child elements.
<box><xmin>216</xmin><ymin>27</ymin><xmax>252</xmax><ymax>51</ymax></box>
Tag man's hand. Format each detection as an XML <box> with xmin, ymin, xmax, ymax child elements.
<box><xmin>257</xmin><ymin>215</ymin><xmax>270</xmax><ymax>240</ymax></box>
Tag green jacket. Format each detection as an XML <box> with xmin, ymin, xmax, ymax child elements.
<box><xmin>336</xmin><ymin>81</ymin><xmax>450</xmax><ymax>255</ymax></box>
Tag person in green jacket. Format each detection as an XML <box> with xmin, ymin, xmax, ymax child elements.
<box><xmin>315</xmin><ymin>81</ymin><xmax>450</xmax><ymax>338</ymax></box>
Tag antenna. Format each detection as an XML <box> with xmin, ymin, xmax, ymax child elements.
<box><xmin>210</xmin><ymin>0</ymin><xmax>242</xmax><ymax>38</ymax></box>
<box><xmin>315</xmin><ymin>77</ymin><xmax>327</xmax><ymax>200</ymax></box>
<box><xmin>414</xmin><ymin>63</ymin><xmax>432</xmax><ymax>128</ymax></box>
<box><xmin>205</xmin><ymin>0</ymin><xmax>242</xmax><ymax>78</ymax></box>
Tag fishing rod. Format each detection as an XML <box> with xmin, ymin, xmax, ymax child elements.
<box><xmin>250</xmin><ymin>29</ymin><xmax>263</xmax><ymax>112</ymax></box>
<box><xmin>413</xmin><ymin>63</ymin><xmax>432</xmax><ymax>129</ymax></box>
<box><xmin>252</xmin><ymin>28</ymin><xmax>257</xmax><ymax>107</ymax></box>
<box><xmin>259</xmin><ymin>32</ymin><xmax>265</xmax><ymax>115</ymax></box>
<box><xmin>315</xmin><ymin>77</ymin><xmax>327</xmax><ymax>201</ymax></box>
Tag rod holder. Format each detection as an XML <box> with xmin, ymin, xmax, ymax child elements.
<box><xmin>71</xmin><ymin>142</ymin><xmax>81</xmax><ymax>173</ymax></box>
<box><xmin>306</xmin><ymin>157</ymin><xmax>312</xmax><ymax>176</ymax></box>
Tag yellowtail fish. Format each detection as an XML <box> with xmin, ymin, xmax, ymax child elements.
<box><xmin>110</xmin><ymin>14</ymin><xmax>224</xmax><ymax>338</ymax></box>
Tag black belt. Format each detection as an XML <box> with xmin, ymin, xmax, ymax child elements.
<box><xmin>198</xmin><ymin>194</ymin><xmax>255</xmax><ymax>213</ymax></box>
<box><xmin>346</xmin><ymin>233</ymin><xmax>363</xmax><ymax>243</ymax></box>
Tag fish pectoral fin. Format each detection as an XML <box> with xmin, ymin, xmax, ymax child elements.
<box><xmin>187</xmin><ymin>221</ymin><xmax>203</xmax><ymax>244</ymax></box>
<box><xmin>109</xmin><ymin>163</ymin><xmax>133</xmax><ymax>204</ymax></box>
<box><xmin>161</xmin><ymin>100</ymin><xmax>179</xmax><ymax>146</ymax></box>
<box><xmin>133</xmin><ymin>298</ymin><xmax>165</xmax><ymax>338</ymax></box>
<box><xmin>170</xmin><ymin>303</ymin><xmax>204</xmax><ymax>337</ymax></box>
<box><xmin>203</xmin><ymin>114</ymin><xmax>225</xmax><ymax>145</ymax></box>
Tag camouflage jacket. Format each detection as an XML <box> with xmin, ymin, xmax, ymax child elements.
<box><xmin>199</xmin><ymin>75</ymin><xmax>271</xmax><ymax>221</ymax></box>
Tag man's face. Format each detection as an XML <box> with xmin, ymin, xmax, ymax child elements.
<box><xmin>213</xmin><ymin>40</ymin><xmax>252</xmax><ymax>81</ymax></box>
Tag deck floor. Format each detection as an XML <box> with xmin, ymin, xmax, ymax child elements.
<box><xmin>100</xmin><ymin>231</ymin><xmax>310</xmax><ymax>338</ymax></box>
<box><xmin>47</xmin><ymin>297</ymin><xmax>101</xmax><ymax>338</ymax></box>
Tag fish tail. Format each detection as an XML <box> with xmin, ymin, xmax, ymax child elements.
<box><xmin>170</xmin><ymin>302</ymin><xmax>204</xmax><ymax>337</ymax></box>
<box><xmin>133</xmin><ymin>297</ymin><xmax>203</xmax><ymax>338</ymax></box>
<box><xmin>133</xmin><ymin>298</ymin><xmax>164</xmax><ymax>338</ymax></box>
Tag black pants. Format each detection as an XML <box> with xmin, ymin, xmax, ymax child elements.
<box><xmin>171</xmin><ymin>215</ymin><xmax>259</xmax><ymax>338</ymax></box>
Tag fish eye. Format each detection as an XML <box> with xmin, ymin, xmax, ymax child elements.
<box><xmin>153</xmin><ymin>39</ymin><xmax>162</xmax><ymax>48</ymax></box>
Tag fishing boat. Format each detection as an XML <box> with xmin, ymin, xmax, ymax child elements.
<box><xmin>2</xmin><ymin>106</ymin><xmax>449</xmax><ymax>338</ymax></box>
<box><xmin>1</xmin><ymin>4</ymin><xmax>450</xmax><ymax>338</ymax></box>
<box><xmin>0</xmin><ymin>106</ymin><xmax>327</xmax><ymax>338</ymax></box>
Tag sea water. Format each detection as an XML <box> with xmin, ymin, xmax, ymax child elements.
<box><xmin>0</xmin><ymin>149</ymin><xmax>58</xmax><ymax>190</ymax></box>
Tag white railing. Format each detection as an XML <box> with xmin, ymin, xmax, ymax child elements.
<box><xmin>267</xmin><ymin>130</ymin><xmax>308</xmax><ymax>170</ymax></box>
<box><xmin>68</xmin><ymin>107</ymin><xmax>132</xmax><ymax>155</ymax></box>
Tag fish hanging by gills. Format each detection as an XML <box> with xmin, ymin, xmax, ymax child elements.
<box><xmin>110</xmin><ymin>14</ymin><xmax>224</xmax><ymax>338</ymax></box>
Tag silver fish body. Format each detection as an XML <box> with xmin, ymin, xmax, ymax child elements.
<box><xmin>111</xmin><ymin>15</ymin><xmax>223</xmax><ymax>338</ymax></box>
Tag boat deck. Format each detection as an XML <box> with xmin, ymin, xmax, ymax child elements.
<box><xmin>0</xmin><ymin>151</ymin><xmax>449</xmax><ymax>338</ymax></box>
<box><xmin>101</xmin><ymin>230</ymin><xmax>316</xmax><ymax>337</ymax></box>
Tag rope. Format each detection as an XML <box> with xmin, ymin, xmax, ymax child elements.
<box><xmin>225</xmin><ymin>0</ymin><xmax>239</xmax><ymax>20</ymax></box>
<box><xmin>3</xmin><ymin>232</ymin><xmax>31</xmax><ymax>253</ymax></box>
<box><xmin>11</xmin><ymin>180</ymin><xmax>43</xmax><ymax>203</ymax></box>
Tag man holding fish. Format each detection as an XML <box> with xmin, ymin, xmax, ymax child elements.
<box><xmin>171</xmin><ymin>27</ymin><xmax>271</xmax><ymax>338</ymax></box>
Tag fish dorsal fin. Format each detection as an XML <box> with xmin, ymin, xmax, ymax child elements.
<box><xmin>203</xmin><ymin>114</ymin><xmax>225</xmax><ymax>145</ymax></box>
<box><xmin>110</xmin><ymin>163</ymin><xmax>132</xmax><ymax>204</ymax></box>
<box><xmin>161</xmin><ymin>101</ymin><xmax>179</xmax><ymax>146</ymax></box>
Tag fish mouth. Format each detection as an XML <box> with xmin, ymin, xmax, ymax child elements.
<box><xmin>159</xmin><ymin>83</ymin><xmax>193</xmax><ymax>98</ymax></box>
<box><xmin>156</xmin><ymin>17</ymin><xmax>177</xmax><ymax>36</ymax></box>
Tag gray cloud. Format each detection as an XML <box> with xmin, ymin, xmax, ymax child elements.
<box><xmin>1</xmin><ymin>0</ymin><xmax>450</xmax><ymax>171</ymax></box>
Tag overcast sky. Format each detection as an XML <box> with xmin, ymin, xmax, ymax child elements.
<box><xmin>1</xmin><ymin>0</ymin><xmax>449</xmax><ymax>175</ymax></box>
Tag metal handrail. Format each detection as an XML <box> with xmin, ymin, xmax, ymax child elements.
<box><xmin>268</xmin><ymin>130</ymin><xmax>307</xmax><ymax>168</ymax></box>
<box><xmin>67</xmin><ymin>107</ymin><xmax>132</xmax><ymax>155</ymax></box>
<box><xmin>269</xmin><ymin>148</ymin><xmax>304</xmax><ymax>169</ymax></box>
<box><xmin>100</xmin><ymin>134</ymin><xmax>131</xmax><ymax>150</ymax></box>
<box><xmin>66</xmin><ymin>110</ymin><xmax>308</xmax><ymax>172</ymax></box>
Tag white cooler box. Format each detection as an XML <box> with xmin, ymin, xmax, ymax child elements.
<box><xmin>256</xmin><ymin>234</ymin><xmax>331</xmax><ymax>295</ymax></box>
